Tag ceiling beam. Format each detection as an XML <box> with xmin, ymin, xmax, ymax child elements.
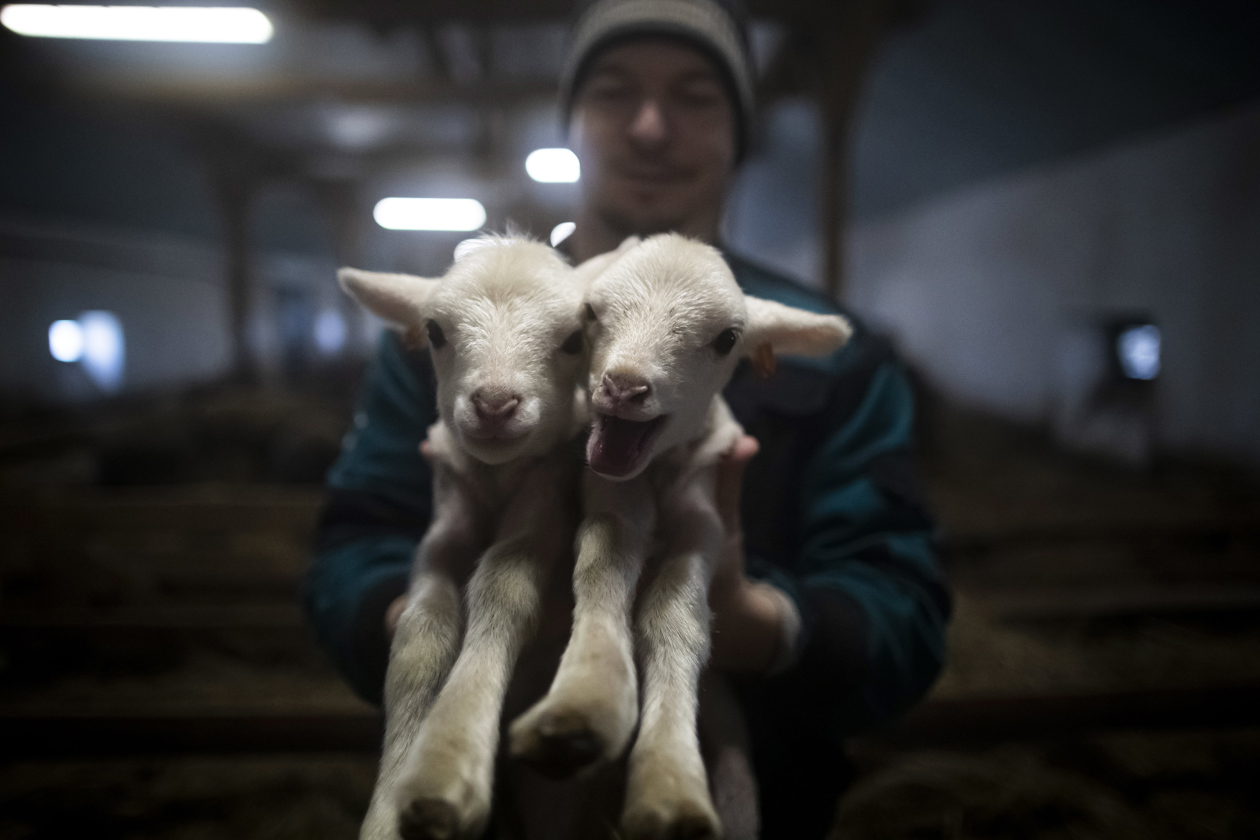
<box><xmin>277</xmin><ymin>0</ymin><xmax>837</xmax><ymax>25</ymax></box>
<box><xmin>64</xmin><ymin>75</ymin><xmax>560</xmax><ymax>108</ymax></box>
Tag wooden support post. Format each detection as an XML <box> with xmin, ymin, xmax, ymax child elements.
<box><xmin>310</xmin><ymin>179</ymin><xmax>364</xmax><ymax>269</ymax></box>
<box><xmin>811</xmin><ymin>0</ymin><xmax>923</xmax><ymax>299</ymax></box>
<box><xmin>194</xmin><ymin>126</ymin><xmax>267</xmax><ymax>382</ymax></box>
<box><xmin>820</xmin><ymin>94</ymin><xmax>849</xmax><ymax>301</ymax></box>
<box><xmin>310</xmin><ymin>178</ymin><xmax>366</xmax><ymax>356</ymax></box>
<box><xmin>220</xmin><ymin>176</ymin><xmax>257</xmax><ymax>380</ymax></box>
<box><xmin>424</xmin><ymin>25</ymin><xmax>450</xmax><ymax>81</ymax></box>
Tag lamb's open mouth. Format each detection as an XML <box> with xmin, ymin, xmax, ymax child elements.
<box><xmin>587</xmin><ymin>413</ymin><xmax>667</xmax><ymax>478</ymax></box>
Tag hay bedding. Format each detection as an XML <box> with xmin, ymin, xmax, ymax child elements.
<box><xmin>835</xmin><ymin>730</ymin><xmax>1260</xmax><ymax>840</ymax></box>
<box><xmin>933</xmin><ymin>594</ymin><xmax>1260</xmax><ymax>699</ymax></box>
<box><xmin>2</xmin><ymin>732</ymin><xmax>1256</xmax><ymax>840</ymax></box>
<box><xmin>4</xmin><ymin>396</ymin><xmax>1259</xmax><ymax>838</ymax></box>
<box><xmin>0</xmin><ymin>757</ymin><xmax>376</xmax><ymax>840</ymax></box>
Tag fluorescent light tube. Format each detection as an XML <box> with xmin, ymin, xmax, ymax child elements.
<box><xmin>374</xmin><ymin>198</ymin><xmax>487</xmax><ymax>232</ymax></box>
<box><xmin>1</xmin><ymin>5</ymin><xmax>273</xmax><ymax>43</ymax></box>
<box><xmin>526</xmin><ymin>148</ymin><xmax>580</xmax><ymax>183</ymax></box>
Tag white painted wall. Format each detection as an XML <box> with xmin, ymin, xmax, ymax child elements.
<box><xmin>0</xmin><ymin>216</ymin><xmax>232</xmax><ymax>402</ymax></box>
<box><xmin>846</xmin><ymin>101</ymin><xmax>1260</xmax><ymax>465</ymax></box>
<box><xmin>0</xmin><ymin>213</ymin><xmax>343</xmax><ymax>404</ymax></box>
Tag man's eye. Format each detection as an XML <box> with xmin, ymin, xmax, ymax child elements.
<box><xmin>676</xmin><ymin>84</ymin><xmax>724</xmax><ymax>109</ymax></box>
<box><xmin>585</xmin><ymin>82</ymin><xmax>634</xmax><ymax>104</ymax></box>
<box><xmin>560</xmin><ymin>330</ymin><xmax>583</xmax><ymax>355</ymax></box>
<box><xmin>681</xmin><ymin>92</ymin><xmax>720</xmax><ymax>107</ymax></box>
<box><xmin>426</xmin><ymin>321</ymin><xmax>446</xmax><ymax>349</ymax></box>
<box><xmin>712</xmin><ymin>328</ymin><xmax>739</xmax><ymax>356</ymax></box>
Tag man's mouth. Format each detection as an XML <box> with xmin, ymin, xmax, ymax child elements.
<box><xmin>614</xmin><ymin>160</ymin><xmax>691</xmax><ymax>185</ymax></box>
<box><xmin>587</xmin><ymin>413</ymin><xmax>667</xmax><ymax>477</ymax></box>
<box><xmin>624</xmin><ymin>169</ymin><xmax>683</xmax><ymax>184</ymax></box>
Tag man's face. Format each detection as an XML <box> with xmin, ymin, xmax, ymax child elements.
<box><xmin>570</xmin><ymin>38</ymin><xmax>737</xmax><ymax>237</ymax></box>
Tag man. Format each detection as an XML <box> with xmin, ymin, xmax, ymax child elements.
<box><xmin>305</xmin><ymin>1</ymin><xmax>950</xmax><ymax>837</ymax></box>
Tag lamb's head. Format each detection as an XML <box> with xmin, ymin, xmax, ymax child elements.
<box><xmin>339</xmin><ymin>236</ymin><xmax>586</xmax><ymax>465</ymax></box>
<box><xmin>583</xmin><ymin>233</ymin><xmax>853</xmax><ymax>479</ymax></box>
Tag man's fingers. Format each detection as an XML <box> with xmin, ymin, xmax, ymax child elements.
<box><xmin>384</xmin><ymin>595</ymin><xmax>407</xmax><ymax>640</ymax></box>
<box><xmin>729</xmin><ymin>434</ymin><xmax>759</xmax><ymax>463</ymax></box>
<box><xmin>716</xmin><ymin>434</ymin><xmax>759</xmax><ymax>530</ymax></box>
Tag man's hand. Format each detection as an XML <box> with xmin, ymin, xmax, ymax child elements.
<box><xmin>708</xmin><ymin>434</ymin><xmax>792</xmax><ymax>674</ymax></box>
<box><xmin>385</xmin><ymin>595</ymin><xmax>407</xmax><ymax>639</ymax></box>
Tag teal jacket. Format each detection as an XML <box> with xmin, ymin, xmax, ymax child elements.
<box><xmin>304</xmin><ymin>252</ymin><xmax>950</xmax><ymax>747</ymax></box>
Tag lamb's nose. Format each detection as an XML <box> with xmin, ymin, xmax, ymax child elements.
<box><xmin>472</xmin><ymin>390</ymin><xmax>521</xmax><ymax>423</ymax></box>
<box><xmin>602</xmin><ymin>373</ymin><xmax>650</xmax><ymax>405</ymax></box>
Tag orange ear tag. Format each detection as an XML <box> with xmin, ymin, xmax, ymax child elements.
<box><xmin>402</xmin><ymin>325</ymin><xmax>425</xmax><ymax>351</ymax></box>
<box><xmin>752</xmin><ymin>342</ymin><xmax>777</xmax><ymax>378</ymax></box>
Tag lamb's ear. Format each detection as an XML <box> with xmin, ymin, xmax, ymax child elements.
<box><xmin>571</xmin><ymin>236</ymin><xmax>641</xmax><ymax>291</ymax></box>
<box><xmin>742</xmin><ymin>296</ymin><xmax>853</xmax><ymax>361</ymax></box>
<box><xmin>337</xmin><ymin>267</ymin><xmax>438</xmax><ymax>335</ymax></box>
<box><xmin>453</xmin><ymin>237</ymin><xmax>493</xmax><ymax>263</ymax></box>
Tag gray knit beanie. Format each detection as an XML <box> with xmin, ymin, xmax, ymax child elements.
<box><xmin>559</xmin><ymin>0</ymin><xmax>755</xmax><ymax>160</ymax></box>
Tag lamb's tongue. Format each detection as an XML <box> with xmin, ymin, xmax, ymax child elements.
<box><xmin>588</xmin><ymin>415</ymin><xmax>651</xmax><ymax>477</ymax></box>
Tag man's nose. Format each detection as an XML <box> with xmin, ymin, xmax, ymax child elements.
<box><xmin>628</xmin><ymin>98</ymin><xmax>668</xmax><ymax>146</ymax></box>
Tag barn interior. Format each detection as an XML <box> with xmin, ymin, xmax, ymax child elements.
<box><xmin>2</xmin><ymin>0</ymin><xmax>1260</xmax><ymax>838</ymax></box>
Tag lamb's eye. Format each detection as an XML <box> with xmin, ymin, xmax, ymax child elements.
<box><xmin>560</xmin><ymin>330</ymin><xmax>583</xmax><ymax>355</ymax></box>
<box><xmin>712</xmin><ymin>328</ymin><xmax>739</xmax><ymax>356</ymax></box>
<box><xmin>584</xmin><ymin>303</ymin><xmax>598</xmax><ymax>322</ymax></box>
<box><xmin>426</xmin><ymin>320</ymin><xmax>447</xmax><ymax>349</ymax></box>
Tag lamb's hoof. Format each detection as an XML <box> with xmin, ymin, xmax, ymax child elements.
<box><xmin>397</xmin><ymin>798</ymin><xmax>463</xmax><ymax>840</ymax></box>
<box><xmin>509</xmin><ymin>709</ymin><xmax>606</xmax><ymax>778</ymax></box>
<box><xmin>622</xmin><ymin>799</ymin><xmax>722</xmax><ymax>840</ymax></box>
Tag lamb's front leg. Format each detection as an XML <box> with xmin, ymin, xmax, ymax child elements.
<box><xmin>622</xmin><ymin>485</ymin><xmax>724</xmax><ymax>840</ymax></box>
<box><xmin>508</xmin><ymin>474</ymin><xmax>655</xmax><ymax>777</ymax></box>
<box><xmin>395</xmin><ymin>463</ymin><xmax>572</xmax><ymax>840</ymax></box>
<box><xmin>361</xmin><ymin>572</ymin><xmax>465</xmax><ymax>840</ymax></box>
<box><xmin>361</xmin><ymin>468</ymin><xmax>486</xmax><ymax>840</ymax></box>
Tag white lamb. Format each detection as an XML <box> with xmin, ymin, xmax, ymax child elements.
<box><xmin>509</xmin><ymin>233</ymin><xmax>853</xmax><ymax>839</ymax></box>
<box><xmin>338</xmin><ymin>236</ymin><xmax>597</xmax><ymax>840</ymax></box>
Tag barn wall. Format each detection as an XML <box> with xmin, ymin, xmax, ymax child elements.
<box><xmin>846</xmin><ymin>101</ymin><xmax>1260</xmax><ymax>464</ymax></box>
<box><xmin>0</xmin><ymin>215</ymin><xmax>231</xmax><ymax>402</ymax></box>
